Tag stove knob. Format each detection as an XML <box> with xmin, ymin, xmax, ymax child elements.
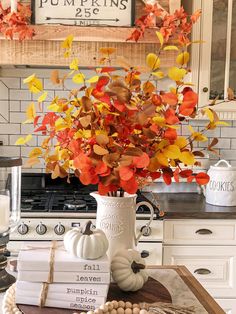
<box><xmin>36</xmin><ymin>223</ymin><xmax>47</xmax><ymax>235</ymax></box>
<box><xmin>17</xmin><ymin>223</ymin><xmax>29</xmax><ymax>235</ymax></box>
<box><xmin>54</xmin><ymin>223</ymin><xmax>65</xmax><ymax>236</ymax></box>
<box><xmin>140</xmin><ymin>225</ymin><xmax>151</xmax><ymax>237</ymax></box>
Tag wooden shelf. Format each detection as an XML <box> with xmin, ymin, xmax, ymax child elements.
<box><xmin>31</xmin><ymin>25</ymin><xmax>158</xmax><ymax>43</ymax></box>
<box><xmin>0</xmin><ymin>0</ymin><xmax>180</xmax><ymax>67</ymax></box>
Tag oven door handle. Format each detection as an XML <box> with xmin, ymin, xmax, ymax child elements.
<box><xmin>141</xmin><ymin>250</ymin><xmax>150</xmax><ymax>258</ymax></box>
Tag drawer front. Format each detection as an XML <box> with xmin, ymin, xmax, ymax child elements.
<box><xmin>137</xmin><ymin>242</ymin><xmax>162</xmax><ymax>265</ymax></box>
<box><xmin>163</xmin><ymin>246</ymin><xmax>236</xmax><ymax>298</ymax></box>
<box><xmin>216</xmin><ymin>299</ymin><xmax>236</xmax><ymax>314</ymax></box>
<box><xmin>164</xmin><ymin>220</ymin><xmax>236</xmax><ymax>245</ymax></box>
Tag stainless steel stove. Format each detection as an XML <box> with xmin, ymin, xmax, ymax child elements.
<box><xmin>8</xmin><ymin>173</ymin><xmax>163</xmax><ymax>264</ymax></box>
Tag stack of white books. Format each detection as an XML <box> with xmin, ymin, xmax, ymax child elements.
<box><xmin>15</xmin><ymin>242</ymin><xmax>110</xmax><ymax>311</ymax></box>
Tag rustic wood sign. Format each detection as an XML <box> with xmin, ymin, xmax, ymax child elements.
<box><xmin>32</xmin><ymin>0</ymin><xmax>135</xmax><ymax>26</ymax></box>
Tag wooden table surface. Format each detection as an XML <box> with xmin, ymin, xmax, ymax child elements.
<box><xmin>17</xmin><ymin>266</ymin><xmax>224</xmax><ymax>314</ymax></box>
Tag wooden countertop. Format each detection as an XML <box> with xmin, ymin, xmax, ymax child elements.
<box><xmin>150</xmin><ymin>193</ymin><xmax>236</xmax><ymax>219</ymax></box>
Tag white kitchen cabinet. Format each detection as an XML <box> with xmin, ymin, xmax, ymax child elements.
<box><xmin>163</xmin><ymin>245</ymin><xmax>236</xmax><ymax>298</ymax></box>
<box><xmin>163</xmin><ymin>219</ymin><xmax>236</xmax><ymax>310</ymax></box>
<box><xmin>216</xmin><ymin>299</ymin><xmax>236</xmax><ymax>314</ymax></box>
<box><xmin>183</xmin><ymin>0</ymin><xmax>236</xmax><ymax>119</ymax></box>
<box><xmin>164</xmin><ymin>219</ymin><xmax>236</xmax><ymax>245</ymax></box>
<box><xmin>200</xmin><ymin>0</ymin><xmax>236</xmax><ymax>118</ymax></box>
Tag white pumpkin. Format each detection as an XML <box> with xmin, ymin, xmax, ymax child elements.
<box><xmin>111</xmin><ymin>249</ymin><xmax>148</xmax><ymax>291</ymax></box>
<box><xmin>64</xmin><ymin>220</ymin><xmax>109</xmax><ymax>259</ymax></box>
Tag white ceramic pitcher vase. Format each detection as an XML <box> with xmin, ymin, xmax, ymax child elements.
<box><xmin>90</xmin><ymin>192</ymin><xmax>154</xmax><ymax>260</ymax></box>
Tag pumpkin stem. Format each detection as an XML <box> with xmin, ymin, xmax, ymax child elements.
<box><xmin>83</xmin><ymin>221</ymin><xmax>94</xmax><ymax>235</ymax></box>
<box><xmin>131</xmin><ymin>261</ymin><xmax>146</xmax><ymax>274</ymax></box>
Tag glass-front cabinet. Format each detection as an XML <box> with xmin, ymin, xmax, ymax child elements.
<box><xmin>197</xmin><ymin>0</ymin><xmax>236</xmax><ymax>119</ymax></box>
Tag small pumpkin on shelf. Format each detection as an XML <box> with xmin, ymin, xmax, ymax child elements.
<box><xmin>111</xmin><ymin>249</ymin><xmax>148</xmax><ymax>291</ymax></box>
<box><xmin>64</xmin><ymin>220</ymin><xmax>109</xmax><ymax>260</ymax></box>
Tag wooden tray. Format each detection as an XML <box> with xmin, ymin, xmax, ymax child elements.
<box><xmin>18</xmin><ymin>277</ymin><xmax>172</xmax><ymax>314</ymax></box>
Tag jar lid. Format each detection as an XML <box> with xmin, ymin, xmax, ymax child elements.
<box><xmin>0</xmin><ymin>157</ymin><xmax>22</xmax><ymax>168</ymax></box>
<box><xmin>210</xmin><ymin>159</ymin><xmax>236</xmax><ymax>171</ymax></box>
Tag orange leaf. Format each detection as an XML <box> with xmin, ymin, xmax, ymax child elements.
<box><xmin>119</xmin><ymin>166</ymin><xmax>134</xmax><ymax>181</ymax></box>
<box><xmin>162</xmin><ymin>172</ymin><xmax>172</xmax><ymax>185</ymax></box>
<box><xmin>95</xmin><ymin>161</ymin><xmax>108</xmax><ymax>175</ymax></box>
<box><xmin>161</xmin><ymin>93</ymin><xmax>178</xmax><ymax>106</ymax></box>
<box><xmin>195</xmin><ymin>172</ymin><xmax>210</xmax><ymax>185</ymax></box>
<box><xmin>133</xmin><ymin>153</ymin><xmax>150</xmax><ymax>168</ymax></box>
<box><xmin>179</xmin><ymin>90</ymin><xmax>198</xmax><ymax>116</ymax></box>
<box><xmin>120</xmin><ymin>176</ymin><xmax>138</xmax><ymax>194</ymax></box>
<box><xmin>173</xmin><ymin>168</ymin><xmax>179</xmax><ymax>183</ymax></box>
<box><xmin>164</xmin><ymin>128</ymin><xmax>177</xmax><ymax>141</ymax></box>
<box><xmin>165</xmin><ymin>108</ymin><xmax>179</xmax><ymax>125</ymax></box>
<box><xmin>179</xmin><ymin>170</ymin><xmax>193</xmax><ymax>178</ymax></box>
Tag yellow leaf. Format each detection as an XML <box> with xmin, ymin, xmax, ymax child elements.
<box><xmin>156</xmin><ymin>152</ymin><xmax>168</xmax><ymax>167</ymax></box>
<box><xmin>86</xmin><ymin>76</ymin><xmax>99</xmax><ymax>83</ymax></box>
<box><xmin>15</xmin><ymin>134</ymin><xmax>32</xmax><ymax>145</ymax></box>
<box><xmin>72</xmin><ymin>73</ymin><xmax>85</xmax><ymax>84</ymax></box>
<box><xmin>175</xmin><ymin>137</ymin><xmax>188</xmax><ymax>149</ymax></box>
<box><xmin>24</xmin><ymin>103</ymin><xmax>36</xmax><ymax>123</ymax></box>
<box><xmin>168</xmin><ymin>67</ymin><xmax>187</xmax><ymax>82</ymax></box>
<box><xmin>55</xmin><ymin>117</ymin><xmax>68</xmax><ymax>131</ymax></box>
<box><xmin>23</xmin><ymin>74</ymin><xmax>36</xmax><ymax>84</ymax></box>
<box><xmin>74</xmin><ymin>129</ymin><xmax>92</xmax><ymax>139</ymax></box>
<box><xmin>203</xmin><ymin>108</ymin><xmax>214</xmax><ymax>122</ymax></box>
<box><xmin>47</xmin><ymin>103</ymin><xmax>60</xmax><ymax>112</ymax></box>
<box><xmin>38</xmin><ymin>91</ymin><xmax>48</xmax><ymax>103</ymax></box>
<box><xmin>15</xmin><ymin>137</ymin><xmax>26</xmax><ymax>145</ymax></box>
<box><xmin>64</xmin><ymin>51</ymin><xmax>70</xmax><ymax>58</ymax></box>
<box><xmin>164</xmin><ymin>45</ymin><xmax>179</xmax><ymax>51</ymax></box>
<box><xmin>176</xmin><ymin>52</ymin><xmax>190</xmax><ymax>65</ymax></box>
<box><xmin>179</xmin><ymin>151</ymin><xmax>195</xmax><ymax>165</ymax></box>
<box><xmin>29</xmin><ymin>148</ymin><xmax>42</xmax><ymax>158</ymax></box>
<box><xmin>156</xmin><ymin>31</ymin><xmax>164</xmax><ymax>47</ymax></box>
<box><xmin>146</xmin><ymin>53</ymin><xmax>160</xmax><ymax>70</ymax></box>
<box><xmin>153</xmin><ymin>116</ymin><xmax>165</xmax><ymax>125</ymax></box>
<box><xmin>163</xmin><ymin>145</ymin><xmax>181</xmax><ymax>159</ymax></box>
<box><xmin>61</xmin><ymin>34</ymin><xmax>74</xmax><ymax>49</ymax></box>
<box><xmin>215</xmin><ymin>121</ymin><xmax>230</xmax><ymax>126</ymax></box>
<box><xmin>152</xmin><ymin>71</ymin><xmax>164</xmax><ymax>79</ymax></box>
<box><xmin>29</xmin><ymin>78</ymin><xmax>43</xmax><ymax>94</ymax></box>
<box><xmin>70</xmin><ymin>58</ymin><xmax>79</xmax><ymax>71</ymax></box>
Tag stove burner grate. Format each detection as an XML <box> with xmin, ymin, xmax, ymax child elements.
<box><xmin>63</xmin><ymin>199</ymin><xmax>87</xmax><ymax>211</ymax></box>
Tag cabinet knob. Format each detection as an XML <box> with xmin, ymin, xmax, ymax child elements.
<box><xmin>195</xmin><ymin>229</ymin><xmax>212</xmax><ymax>235</ymax></box>
<box><xmin>141</xmin><ymin>250</ymin><xmax>150</xmax><ymax>258</ymax></box>
<box><xmin>194</xmin><ymin>268</ymin><xmax>211</xmax><ymax>275</ymax></box>
<box><xmin>203</xmin><ymin>87</ymin><xmax>209</xmax><ymax>93</ymax></box>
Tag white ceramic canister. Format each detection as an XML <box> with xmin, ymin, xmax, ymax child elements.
<box><xmin>205</xmin><ymin>160</ymin><xmax>236</xmax><ymax>206</ymax></box>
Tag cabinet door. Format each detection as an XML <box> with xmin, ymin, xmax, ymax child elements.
<box><xmin>216</xmin><ymin>299</ymin><xmax>236</xmax><ymax>314</ymax></box>
<box><xmin>199</xmin><ymin>0</ymin><xmax>236</xmax><ymax>119</ymax></box>
<box><xmin>163</xmin><ymin>245</ymin><xmax>236</xmax><ymax>298</ymax></box>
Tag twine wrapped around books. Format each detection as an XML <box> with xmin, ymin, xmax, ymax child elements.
<box><xmin>22</xmin><ymin>240</ymin><xmax>61</xmax><ymax>307</ymax></box>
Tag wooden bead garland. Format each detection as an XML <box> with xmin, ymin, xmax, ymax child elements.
<box><xmin>77</xmin><ymin>300</ymin><xmax>146</xmax><ymax>314</ymax></box>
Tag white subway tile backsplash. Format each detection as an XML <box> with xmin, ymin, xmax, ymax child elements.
<box><xmin>1</xmin><ymin>78</ymin><xmax>20</xmax><ymax>89</ymax></box>
<box><xmin>20</xmin><ymin>124</ymin><xmax>34</xmax><ymax>135</ymax></box>
<box><xmin>0</xmin><ymin>145</ymin><xmax>20</xmax><ymax>157</ymax></box>
<box><xmin>10</xmin><ymin>90</ymin><xmax>31</xmax><ymax>101</ymax></box>
<box><xmin>0</xmin><ymin>124</ymin><xmax>20</xmax><ymax>134</ymax></box>
<box><xmin>10</xmin><ymin>112</ymin><xmax>26</xmax><ymax>123</ymax></box>
<box><xmin>10</xmin><ymin>101</ymin><xmax>20</xmax><ymax>111</ymax></box>
<box><xmin>0</xmin><ymin>81</ymin><xmax>9</xmax><ymax>100</ymax></box>
<box><xmin>1</xmin><ymin>68</ymin><xmax>236</xmax><ymax>169</ymax></box>
<box><xmin>221</xmin><ymin>127</ymin><xmax>236</xmax><ymax>138</ymax></box>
